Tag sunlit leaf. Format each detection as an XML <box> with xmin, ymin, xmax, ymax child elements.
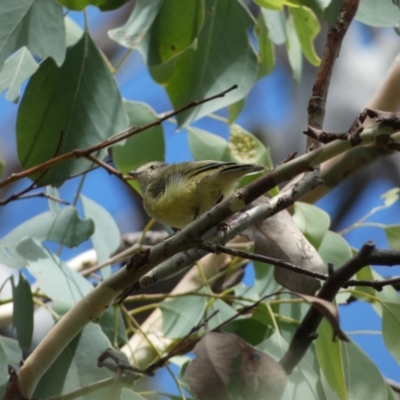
<box><xmin>380</xmin><ymin>187</ymin><xmax>400</xmax><ymax>207</ymax></box>
<box><xmin>318</xmin><ymin>231</ymin><xmax>352</xmax><ymax>269</ymax></box>
<box><xmin>255</xmin><ymin>0</ymin><xmax>300</xmax><ymax>10</ymax></box>
<box><xmin>260</xmin><ymin>8</ymin><xmax>287</xmax><ymax>45</ymax></box>
<box><xmin>291</xmin><ymin>6</ymin><xmax>320</xmax><ymax>66</ymax></box>
<box><xmin>286</xmin><ymin>12</ymin><xmax>302</xmax><ymax>83</ymax></box>
<box><xmin>256</xmin><ymin>13</ymin><xmax>276</xmax><ymax>79</ymax></box>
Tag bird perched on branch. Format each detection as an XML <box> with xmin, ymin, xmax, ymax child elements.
<box><xmin>128</xmin><ymin>160</ymin><xmax>265</xmax><ymax>229</ymax></box>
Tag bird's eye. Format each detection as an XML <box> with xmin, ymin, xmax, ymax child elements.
<box><xmin>149</xmin><ymin>165</ymin><xmax>157</xmax><ymax>170</ymax></box>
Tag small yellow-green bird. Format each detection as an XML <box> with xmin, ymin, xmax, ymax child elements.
<box><xmin>129</xmin><ymin>160</ymin><xmax>265</xmax><ymax>229</ymax></box>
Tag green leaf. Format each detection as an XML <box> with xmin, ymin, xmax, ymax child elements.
<box><xmin>45</xmin><ymin>186</ymin><xmax>62</xmax><ymax>214</ymax></box>
<box><xmin>33</xmin><ymin>323</ymin><xmax>114</xmax><ymax>398</ymax></box>
<box><xmin>228</xmin><ymin>99</ymin><xmax>246</xmax><ymax>124</ymax></box>
<box><xmin>259</xmin><ymin>332</ymin><xmax>322</xmax><ymax>399</ymax></box>
<box><xmin>81</xmin><ymin>195</ymin><xmax>120</xmax><ymax>277</ymax></box>
<box><xmin>354</xmin><ymin>264</ymin><xmax>376</xmax><ymax>300</ymax></box>
<box><xmin>254</xmin><ymin>261</ymin><xmax>280</xmax><ymax>297</ymax></box>
<box><xmin>223</xmin><ymin>317</ymin><xmax>270</xmax><ymax>346</ymax></box>
<box><xmin>58</xmin><ymin>0</ymin><xmax>129</xmax><ymax>11</ymax></box>
<box><xmin>356</xmin><ymin>0</ymin><xmax>400</xmax><ymax>27</ymax></box>
<box><xmin>65</xmin><ymin>16</ymin><xmax>83</xmax><ymax>48</ymax></box>
<box><xmin>341</xmin><ymin>340</ymin><xmax>388</xmax><ymax>399</ymax></box>
<box><xmin>384</xmin><ymin>225</ymin><xmax>400</xmax><ymax>249</ymax></box>
<box><xmin>0</xmin><ymin>0</ymin><xmax>65</xmax><ymax>69</ymax></box>
<box><xmin>121</xmin><ymin>389</ymin><xmax>147</xmax><ymax>400</ymax></box>
<box><xmin>188</xmin><ymin>127</ymin><xmax>230</xmax><ymax>162</ymax></box>
<box><xmin>292</xmin><ymin>202</ymin><xmax>330</xmax><ymax>249</ymax></box>
<box><xmin>323</xmin><ymin>0</ymin><xmax>343</xmax><ymax>25</ymax></box>
<box><xmin>0</xmin><ymin>206</ymin><xmax>94</xmax><ymax>268</ymax></box>
<box><xmin>286</xmin><ymin>12</ymin><xmax>303</xmax><ymax>84</ymax></box>
<box><xmin>204</xmin><ymin>299</ymin><xmax>237</xmax><ymax>330</ymax></box>
<box><xmin>108</xmin><ymin>0</ymin><xmax>164</xmax><ymax>48</ymax></box>
<box><xmin>316</xmin><ymin>318</ymin><xmax>346</xmax><ymax>400</ymax></box>
<box><xmin>113</xmin><ymin>100</ymin><xmax>165</xmax><ymax>193</ymax></box>
<box><xmin>138</xmin><ymin>0</ymin><xmax>204</xmax><ymax>66</ymax></box>
<box><xmin>229</xmin><ymin>124</ymin><xmax>273</xmax><ymax>168</ymax></box>
<box><xmin>149</xmin><ymin>0</ymin><xmax>258</xmax><ymax>127</ymax></box>
<box><xmin>256</xmin><ymin>13</ymin><xmax>276</xmax><ymax>79</ymax></box>
<box><xmin>291</xmin><ymin>6</ymin><xmax>320</xmax><ymax>66</ymax></box>
<box><xmin>318</xmin><ymin>230</ymin><xmax>352</xmax><ymax>269</ymax></box>
<box><xmin>0</xmin><ymin>47</ymin><xmax>38</xmax><ymax>103</ymax></box>
<box><xmin>255</xmin><ymin>0</ymin><xmax>301</xmax><ymax>10</ymax></box>
<box><xmin>97</xmin><ymin>306</ymin><xmax>128</xmax><ymax>347</ymax></box>
<box><xmin>16</xmin><ymin>238</ymin><xmax>92</xmax><ymax>305</ymax></box>
<box><xmin>16</xmin><ymin>32</ymin><xmax>128</xmax><ymax>187</ymax></box>
<box><xmin>0</xmin><ymin>159</ymin><xmax>4</xmax><ymax>178</ymax></box>
<box><xmin>12</xmin><ymin>273</ymin><xmax>34</xmax><ymax>350</ymax></box>
<box><xmin>260</xmin><ymin>9</ymin><xmax>287</xmax><ymax>45</ymax></box>
<box><xmin>0</xmin><ymin>336</ymin><xmax>22</xmax><ymax>396</ymax></box>
<box><xmin>160</xmin><ymin>294</ymin><xmax>207</xmax><ymax>338</ymax></box>
<box><xmin>380</xmin><ymin>187</ymin><xmax>400</xmax><ymax>207</ymax></box>
<box><xmin>382</xmin><ymin>301</ymin><xmax>400</xmax><ymax>364</ymax></box>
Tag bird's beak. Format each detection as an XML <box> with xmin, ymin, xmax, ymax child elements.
<box><xmin>127</xmin><ymin>171</ymin><xmax>138</xmax><ymax>180</ymax></box>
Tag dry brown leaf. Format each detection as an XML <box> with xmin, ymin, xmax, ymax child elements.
<box><xmin>244</xmin><ymin>197</ymin><xmax>326</xmax><ymax>295</ymax></box>
<box><xmin>293</xmin><ymin>292</ymin><xmax>348</xmax><ymax>341</ymax></box>
<box><xmin>188</xmin><ymin>331</ymin><xmax>287</xmax><ymax>400</ymax></box>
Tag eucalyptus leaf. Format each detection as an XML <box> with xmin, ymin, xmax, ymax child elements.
<box><xmin>16</xmin><ymin>32</ymin><xmax>128</xmax><ymax>187</ymax></box>
<box><xmin>65</xmin><ymin>16</ymin><xmax>83</xmax><ymax>47</ymax></box>
<box><xmin>316</xmin><ymin>318</ymin><xmax>346</xmax><ymax>400</ymax></box>
<box><xmin>318</xmin><ymin>231</ymin><xmax>352</xmax><ymax>269</ymax></box>
<box><xmin>0</xmin><ymin>0</ymin><xmax>65</xmax><ymax>69</ymax></box>
<box><xmin>0</xmin><ymin>206</ymin><xmax>94</xmax><ymax>269</ymax></box>
<box><xmin>188</xmin><ymin>127</ymin><xmax>230</xmax><ymax>162</ymax></box>
<box><xmin>260</xmin><ymin>8</ymin><xmax>287</xmax><ymax>45</ymax></box>
<box><xmin>205</xmin><ymin>299</ymin><xmax>237</xmax><ymax>330</ymax></box>
<box><xmin>81</xmin><ymin>195</ymin><xmax>120</xmax><ymax>277</ymax></box>
<box><xmin>16</xmin><ymin>238</ymin><xmax>92</xmax><ymax>305</ymax></box>
<box><xmin>0</xmin><ymin>47</ymin><xmax>38</xmax><ymax>103</ymax></box>
<box><xmin>380</xmin><ymin>187</ymin><xmax>400</xmax><ymax>207</ymax></box>
<box><xmin>292</xmin><ymin>202</ymin><xmax>330</xmax><ymax>249</ymax></box>
<box><xmin>384</xmin><ymin>225</ymin><xmax>400</xmax><ymax>249</ymax></box>
<box><xmin>121</xmin><ymin>389</ymin><xmax>147</xmax><ymax>400</ymax></box>
<box><xmin>33</xmin><ymin>323</ymin><xmax>114</xmax><ymax>399</ymax></box>
<box><xmin>108</xmin><ymin>0</ymin><xmax>164</xmax><ymax>48</ymax></box>
<box><xmin>382</xmin><ymin>301</ymin><xmax>400</xmax><ymax>364</ymax></box>
<box><xmin>256</xmin><ymin>13</ymin><xmax>276</xmax><ymax>79</ymax></box>
<box><xmin>57</xmin><ymin>0</ymin><xmax>129</xmax><ymax>11</ymax></box>
<box><xmin>228</xmin><ymin>99</ymin><xmax>246</xmax><ymax>124</ymax></box>
<box><xmin>0</xmin><ymin>336</ymin><xmax>22</xmax><ymax>396</ymax></box>
<box><xmin>160</xmin><ymin>294</ymin><xmax>207</xmax><ymax>338</ymax></box>
<box><xmin>138</xmin><ymin>0</ymin><xmax>204</xmax><ymax>66</ymax></box>
<box><xmin>291</xmin><ymin>6</ymin><xmax>321</xmax><ymax>66</ymax></box>
<box><xmin>356</xmin><ymin>0</ymin><xmax>400</xmax><ymax>27</ymax></box>
<box><xmin>12</xmin><ymin>272</ymin><xmax>34</xmax><ymax>349</ymax></box>
<box><xmin>149</xmin><ymin>0</ymin><xmax>258</xmax><ymax>127</ymax></box>
<box><xmin>286</xmin><ymin>12</ymin><xmax>303</xmax><ymax>84</ymax></box>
